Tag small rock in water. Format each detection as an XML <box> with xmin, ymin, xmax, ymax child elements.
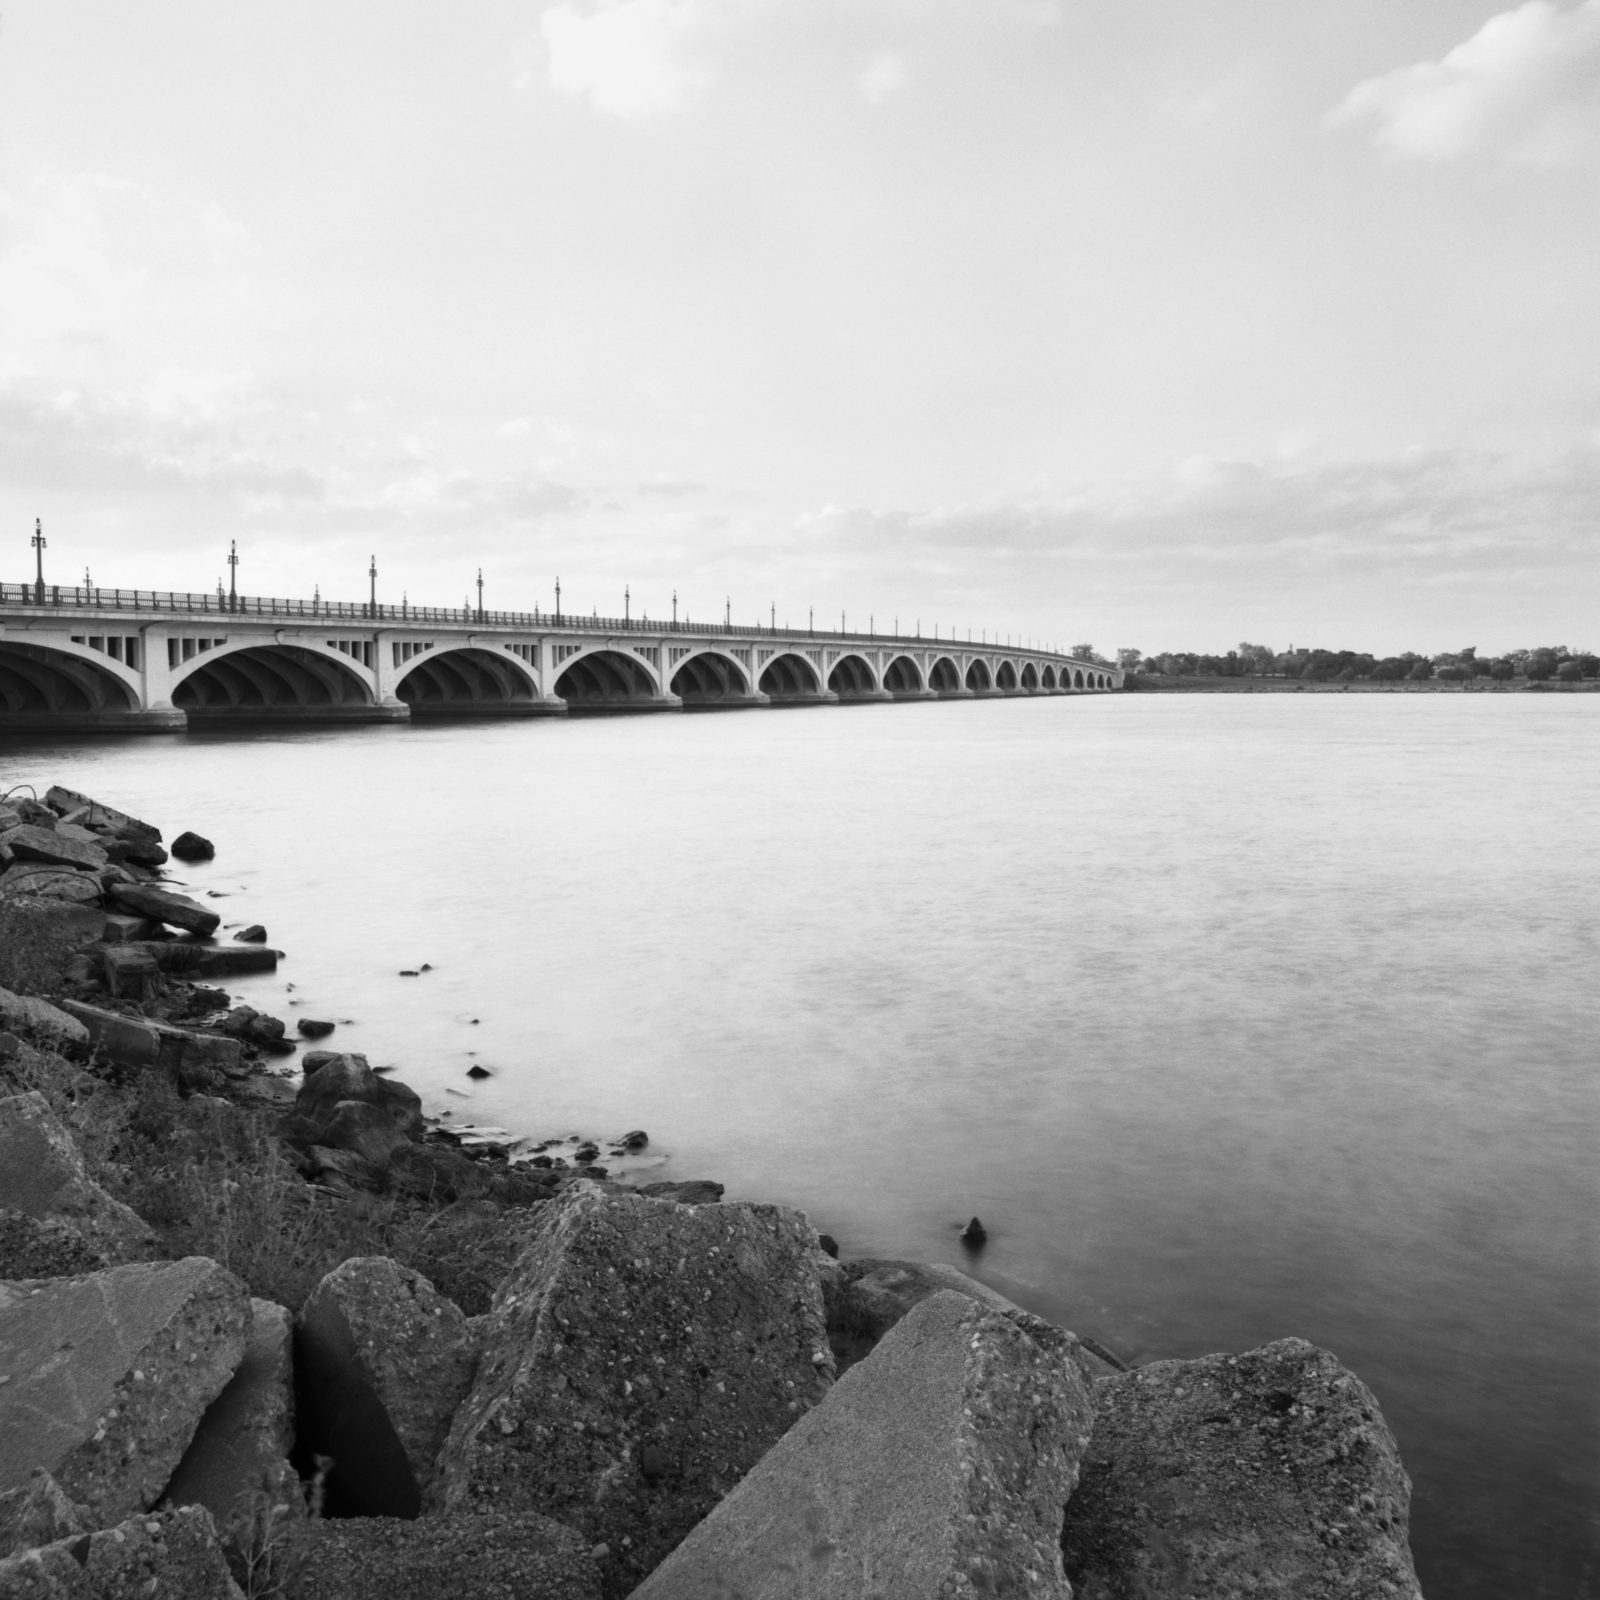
<box><xmin>170</xmin><ymin>831</ymin><xmax>216</xmax><ymax>861</ymax></box>
<box><xmin>573</xmin><ymin>1142</ymin><xmax>600</xmax><ymax>1163</ymax></box>
<box><xmin>420</xmin><ymin>963</ymin><xmax>433</xmax><ymax>972</ymax></box>
<box><xmin>399</xmin><ymin>970</ymin><xmax>419</xmax><ymax>977</ymax></box>
<box><xmin>618</xmin><ymin>1129</ymin><xmax>649</xmax><ymax>1151</ymax></box>
<box><xmin>205</xmin><ymin>890</ymin><xmax>230</xmax><ymax>899</ymax></box>
<box><xmin>298</xmin><ymin>1019</ymin><xmax>336</xmax><ymax>1039</ymax></box>
<box><xmin>466</xmin><ymin>1064</ymin><xmax>492</xmax><ymax>1080</ymax></box>
<box><xmin>818</xmin><ymin>1233</ymin><xmax>840</xmax><ymax>1259</ymax></box>
<box><xmin>959</xmin><ymin>1217</ymin><xmax>987</xmax><ymax>1248</ymax></box>
<box><xmin>234</xmin><ymin>925</ymin><xmax>267</xmax><ymax>943</ymax></box>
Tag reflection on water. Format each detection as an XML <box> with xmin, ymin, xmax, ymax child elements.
<box><xmin>4</xmin><ymin>693</ymin><xmax>1597</xmax><ymax>1596</ymax></box>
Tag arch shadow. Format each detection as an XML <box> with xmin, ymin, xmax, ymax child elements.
<box><xmin>0</xmin><ymin>640</ymin><xmax>159</xmax><ymax>730</ymax></box>
<box><xmin>966</xmin><ymin>660</ymin><xmax>993</xmax><ymax>693</ymax></box>
<box><xmin>995</xmin><ymin>660</ymin><xmax>1019</xmax><ymax>691</ymax></box>
<box><xmin>758</xmin><ymin>652</ymin><xmax>831</xmax><ymax>704</ymax></box>
<box><xmin>555</xmin><ymin>649</ymin><xmax>669</xmax><ymax>713</ymax></box>
<box><xmin>882</xmin><ymin>655</ymin><xmax>925</xmax><ymax>697</ymax></box>
<box><xmin>397</xmin><ymin>647</ymin><xmax>548</xmax><ymax>717</ymax></box>
<box><xmin>174</xmin><ymin>644</ymin><xmax>387</xmax><ymax>724</ymax></box>
<box><xmin>828</xmin><ymin>653</ymin><xmax>883</xmax><ymax>701</ymax></box>
<box><xmin>671</xmin><ymin>649</ymin><xmax>760</xmax><ymax>708</ymax></box>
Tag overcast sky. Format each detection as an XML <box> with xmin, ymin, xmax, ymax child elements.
<box><xmin>1</xmin><ymin>1</ymin><xmax>1595</xmax><ymax>655</ymax></box>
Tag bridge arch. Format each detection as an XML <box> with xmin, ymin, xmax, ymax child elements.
<box><xmin>965</xmin><ymin>659</ymin><xmax>992</xmax><ymax>693</ymax></box>
<box><xmin>827</xmin><ymin>653</ymin><xmax>880</xmax><ymax>699</ymax></box>
<box><xmin>395</xmin><ymin>646</ymin><xmax>540</xmax><ymax>715</ymax></box>
<box><xmin>882</xmin><ymin>655</ymin><xmax>924</xmax><ymax>696</ymax></box>
<box><xmin>1020</xmin><ymin>662</ymin><xmax>1039</xmax><ymax>691</ymax></box>
<box><xmin>0</xmin><ymin>639</ymin><xmax>140</xmax><ymax>718</ymax></box>
<box><xmin>670</xmin><ymin>648</ymin><xmax>754</xmax><ymax>707</ymax></box>
<box><xmin>171</xmin><ymin>641</ymin><xmax>375</xmax><ymax>719</ymax></box>
<box><xmin>553</xmin><ymin>647</ymin><xmax>663</xmax><ymax>711</ymax></box>
<box><xmin>1071</xmin><ymin>668</ymin><xmax>1084</xmax><ymax>688</ymax></box>
<box><xmin>1041</xmin><ymin>664</ymin><xmax>1057</xmax><ymax>689</ymax></box>
<box><xmin>995</xmin><ymin>659</ymin><xmax>1019</xmax><ymax>691</ymax></box>
<box><xmin>928</xmin><ymin>656</ymin><xmax>962</xmax><ymax>693</ymax></box>
<box><xmin>758</xmin><ymin>652</ymin><xmax>823</xmax><ymax>700</ymax></box>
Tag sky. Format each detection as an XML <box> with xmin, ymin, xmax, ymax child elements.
<box><xmin>1</xmin><ymin>1</ymin><xmax>1596</xmax><ymax>656</ymax></box>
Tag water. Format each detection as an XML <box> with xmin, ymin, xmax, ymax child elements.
<box><xmin>4</xmin><ymin>693</ymin><xmax>1596</xmax><ymax>1596</ymax></box>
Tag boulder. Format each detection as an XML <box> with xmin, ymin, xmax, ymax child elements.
<box><xmin>298</xmin><ymin>1512</ymin><xmax>600</xmax><ymax>1600</ymax></box>
<box><xmin>160</xmin><ymin>1299</ymin><xmax>296</xmax><ymax>1527</ymax></box>
<box><xmin>0</xmin><ymin>867</ymin><xmax>101</xmax><ymax>906</ymax></box>
<box><xmin>103</xmin><ymin>834</ymin><xmax>169</xmax><ymax>869</ymax></box>
<box><xmin>0</xmin><ymin>1471</ymin><xmax>90</xmax><ymax>1561</ymax></box>
<box><xmin>297</xmin><ymin>1018</ymin><xmax>335</xmax><ymax>1039</ymax></box>
<box><xmin>170</xmin><ymin>832</ymin><xmax>216</xmax><ymax>862</ymax></box>
<box><xmin>0</xmin><ymin>990</ymin><xmax>89</xmax><ymax>1049</ymax></box>
<box><xmin>233</xmin><ymin>925</ymin><xmax>267</xmax><ymax>944</ymax></box>
<box><xmin>215</xmin><ymin>1006</ymin><xmax>287</xmax><ymax>1050</ymax></box>
<box><xmin>0</xmin><ymin>1093</ymin><xmax>154</xmax><ymax>1265</ymax></box>
<box><xmin>0</xmin><ymin>807</ymin><xmax>20</xmax><ymax>833</ymax></box>
<box><xmin>55</xmin><ymin>1002</ymin><xmax>243</xmax><ymax>1090</ymax></box>
<box><xmin>0</xmin><ymin>1257</ymin><xmax>250</xmax><ymax>1524</ymax></box>
<box><xmin>296</xmin><ymin>1259</ymin><xmax>479</xmax><ymax>1514</ymax></box>
<box><xmin>43</xmin><ymin>788</ymin><xmax>160</xmax><ymax>843</ymax></box>
<box><xmin>1058</xmin><ymin>1337</ymin><xmax>1424</xmax><ymax>1600</ymax></box>
<box><xmin>633</xmin><ymin>1180</ymin><xmax>723</xmax><ymax>1205</ymax></box>
<box><xmin>432</xmin><ymin>1186</ymin><xmax>834</xmax><ymax>1598</ymax></box>
<box><xmin>106</xmin><ymin>883</ymin><xmax>220</xmax><ymax>938</ymax></box>
<box><xmin>633</xmin><ymin>1290</ymin><xmax>1096</xmax><ymax>1600</ymax></box>
<box><xmin>0</xmin><ymin>825</ymin><xmax>107</xmax><ymax>874</ymax></box>
<box><xmin>288</xmin><ymin>1055</ymin><xmax>424</xmax><ymax>1148</ymax></box>
<box><xmin>0</xmin><ymin>1504</ymin><xmax>243</xmax><ymax>1599</ymax></box>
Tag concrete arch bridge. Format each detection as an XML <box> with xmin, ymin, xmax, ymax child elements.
<box><xmin>0</xmin><ymin>584</ymin><xmax>1122</xmax><ymax>732</ymax></box>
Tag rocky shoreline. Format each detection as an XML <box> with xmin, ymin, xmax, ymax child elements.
<box><xmin>0</xmin><ymin>782</ymin><xmax>1426</xmax><ymax>1597</ymax></box>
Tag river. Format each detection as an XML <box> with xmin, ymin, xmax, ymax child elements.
<box><xmin>3</xmin><ymin>691</ymin><xmax>1596</xmax><ymax>1596</ymax></box>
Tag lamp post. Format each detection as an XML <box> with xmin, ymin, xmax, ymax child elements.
<box><xmin>31</xmin><ymin>519</ymin><xmax>46</xmax><ymax>604</ymax></box>
<box><xmin>671</xmin><ymin>589</ymin><xmax>678</xmax><ymax>627</ymax></box>
<box><xmin>368</xmin><ymin>555</ymin><xmax>377</xmax><ymax>619</ymax></box>
<box><xmin>770</xmin><ymin>601</ymin><xmax>775</xmax><ymax>632</ymax></box>
<box><xmin>808</xmin><ymin>605</ymin><xmax>813</xmax><ymax>636</ymax></box>
<box><xmin>624</xmin><ymin>584</ymin><xmax>630</xmax><ymax>626</ymax></box>
<box><xmin>476</xmin><ymin>568</ymin><xmax>484</xmax><ymax>624</ymax></box>
<box><xmin>555</xmin><ymin>576</ymin><xmax>562</xmax><ymax>625</ymax></box>
<box><xmin>84</xmin><ymin>566</ymin><xmax>93</xmax><ymax>593</ymax></box>
<box><xmin>227</xmin><ymin>540</ymin><xmax>239</xmax><ymax>613</ymax></box>
<box><xmin>724</xmin><ymin>596</ymin><xmax>731</xmax><ymax>628</ymax></box>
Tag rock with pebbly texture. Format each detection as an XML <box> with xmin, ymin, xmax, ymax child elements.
<box><xmin>0</xmin><ymin>992</ymin><xmax>88</xmax><ymax>1049</ymax></box>
<box><xmin>160</xmin><ymin>1299</ymin><xmax>297</xmax><ymax>1526</ymax></box>
<box><xmin>633</xmin><ymin>1288</ymin><xmax>1097</xmax><ymax>1600</ymax></box>
<box><xmin>296</xmin><ymin>1259</ymin><xmax>479</xmax><ymax>1512</ymax></box>
<box><xmin>1059</xmin><ymin>1337</ymin><xmax>1424</xmax><ymax>1600</ymax></box>
<box><xmin>0</xmin><ymin>1473</ymin><xmax>89</xmax><ymax>1561</ymax></box>
<box><xmin>0</xmin><ymin>1214</ymin><xmax>109</xmax><ymax>1282</ymax></box>
<box><xmin>0</xmin><ymin>867</ymin><xmax>101</xmax><ymax>907</ymax></box>
<box><xmin>0</xmin><ymin>1257</ymin><xmax>251</xmax><ymax>1525</ymax></box>
<box><xmin>298</xmin><ymin>1512</ymin><xmax>601</xmax><ymax>1600</ymax></box>
<box><xmin>0</xmin><ymin>1504</ymin><xmax>243</xmax><ymax>1599</ymax></box>
<box><xmin>433</xmin><ymin>1186</ymin><xmax>835</xmax><ymax>1598</ymax></box>
<box><xmin>632</xmin><ymin>1180</ymin><xmax>723</xmax><ymax>1205</ymax></box>
<box><xmin>0</xmin><ymin>1093</ymin><xmax>154</xmax><ymax>1266</ymax></box>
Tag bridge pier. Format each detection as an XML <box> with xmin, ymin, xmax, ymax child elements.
<box><xmin>0</xmin><ymin>708</ymin><xmax>186</xmax><ymax>734</ymax></box>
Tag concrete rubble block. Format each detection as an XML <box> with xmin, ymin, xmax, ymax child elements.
<box><xmin>296</xmin><ymin>1259</ymin><xmax>479</xmax><ymax>1512</ymax></box>
<box><xmin>0</xmin><ymin>808</ymin><xmax>21</xmax><ymax>833</ymax></box>
<box><xmin>55</xmin><ymin>1002</ymin><xmax>243</xmax><ymax>1089</ymax></box>
<box><xmin>0</xmin><ymin>991</ymin><xmax>89</xmax><ymax>1049</ymax></box>
<box><xmin>105</xmin><ymin>883</ymin><xmax>220</xmax><ymax>938</ymax></box>
<box><xmin>160</xmin><ymin>1299</ymin><xmax>297</xmax><ymax>1527</ymax></box>
<box><xmin>98</xmin><ymin>913</ymin><xmax>153</xmax><ymax>943</ymax></box>
<box><xmin>96</xmin><ymin>946</ymin><xmax>160</xmax><ymax>1002</ymax></box>
<box><xmin>0</xmin><ymin>1093</ymin><xmax>153</xmax><ymax>1265</ymax></box>
<box><xmin>633</xmin><ymin>1289</ymin><xmax>1098</xmax><ymax>1600</ymax></box>
<box><xmin>1059</xmin><ymin>1337</ymin><xmax>1424</xmax><ymax>1600</ymax></box>
<box><xmin>133</xmin><ymin>942</ymin><xmax>278</xmax><ymax>978</ymax></box>
<box><xmin>0</xmin><ymin>827</ymin><xmax>108</xmax><ymax>875</ymax></box>
<box><xmin>433</xmin><ymin>1186</ymin><xmax>835</xmax><ymax>1598</ymax></box>
<box><xmin>43</xmin><ymin>789</ymin><xmax>160</xmax><ymax>843</ymax></box>
<box><xmin>0</xmin><ymin>1504</ymin><xmax>243</xmax><ymax>1600</ymax></box>
<box><xmin>0</xmin><ymin>1473</ymin><xmax>90</xmax><ymax>1561</ymax></box>
<box><xmin>0</xmin><ymin>1257</ymin><xmax>251</xmax><ymax>1526</ymax></box>
<box><xmin>0</xmin><ymin>868</ymin><xmax>101</xmax><ymax>907</ymax></box>
<box><xmin>299</xmin><ymin>1512</ymin><xmax>601</xmax><ymax>1600</ymax></box>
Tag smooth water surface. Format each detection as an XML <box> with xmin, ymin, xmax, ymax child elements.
<box><xmin>4</xmin><ymin>694</ymin><xmax>1596</xmax><ymax>1596</ymax></box>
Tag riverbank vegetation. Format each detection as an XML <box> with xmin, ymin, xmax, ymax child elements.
<box><xmin>1114</xmin><ymin>642</ymin><xmax>1597</xmax><ymax>686</ymax></box>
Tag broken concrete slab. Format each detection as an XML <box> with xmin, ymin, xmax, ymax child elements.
<box><xmin>0</xmin><ymin>1256</ymin><xmax>251</xmax><ymax>1525</ymax></box>
<box><xmin>0</xmin><ymin>990</ymin><xmax>89</xmax><ymax>1049</ymax></box>
<box><xmin>160</xmin><ymin>1299</ymin><xmax>296</xmax><ymax>1528</ymax></box>
<box><xmin>99</xmin><ymin>913</ymin><xmax>155</xmax><ymax>943</ymax></box>
<box><xmin>0</xmin><ymin>1472</ymin><xmax>89</xmax><ymax>1560</ymax></box>
<box><xmin>1058</xmin><ymin>1337</ymin><xmax>1424</xmax><ymax>1600</ymax></box>
<box><xmin>43</xmin><ymin>788</ymin><xmax>160</xmax><ymax>843</ymax></box>
<box><xmin>296</xmin><ymin>1259</ymin><xmax>478</xmax><ymax>1512</ymax></box>
<box><xmin>106</xmin><ymin>882</ymin><xmax>220</xmax><ymax>937</ymax></box>
<box><xmin>299</xmin><ymin>1512</ymin><xmax>601</xmax><ymax>1600</ymax></box>
<box><xmin>633</xmin><ymin>1289</ymin><xmax>1097</xmax><ymax>1600</ymax></box>
<box><xmin>433</xmin><ymin>1186</ymin><xmax>835</xmax><ymax>1598</ymax></box>
<box><xmin>55</xmin><ymin>1002</ymin><xmax>243</xmax><ymax>1088</ymax></box>
<box><xmin>127</xmin><ymin>941</ymin><xmax>279</xmax><ymax>978</ymax></box>
<box><xmin>0</xmin><ymin>1504</ymin><xmax>243</xmax><ymax>1599</ymax></box>
<box><xmin>0</xmin><ymin>825</ymin><xmax>108</xmax><ymax>874</ymax></box>
<box><xmin>98</xmin><ymin>945</ymin><xmax>161</xmax><ymax>1001</ymax></box>
<box><xmin>0</xmin><ymin>1093</ymin><xmax>154</xmax><ymax>1264</ymax></box>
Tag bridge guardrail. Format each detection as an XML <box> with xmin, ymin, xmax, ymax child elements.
<box><xmin>0</xmin><ymin>581</ymin><xmax>1087</xmax><ymax>661</ymax></box>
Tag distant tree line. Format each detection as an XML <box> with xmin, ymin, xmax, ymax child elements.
<box><xmin>1115</xmin><ymin>644</ymin><xmax>1598</xmax><ymax>683</ymax></box>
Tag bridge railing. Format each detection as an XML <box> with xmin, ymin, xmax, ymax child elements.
<box><xmin>0</xmin><ymin>581</ymin><xmax>1085</xmax><ymax>661</ymax></box>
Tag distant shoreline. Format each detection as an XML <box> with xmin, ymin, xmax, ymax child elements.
<box><xmin>1123</xmin><ymin>675</ymin><xmax>1598</xmax><ymax>694</ymax></box>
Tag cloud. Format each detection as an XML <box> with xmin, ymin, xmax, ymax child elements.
<box><xmin>858</xmin><ymin>51</ymin><xmax>908</xmax><ymax>105</ymax></box>
<box><xmin>536</xmin><ymin>0</ymin><xmax>720</xmax><ymax>117</ymax></box>
<box><xmin>1328</xmin><ymin>0</ymin><xmax>1600</xmax><ymax>164</ymax></box>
